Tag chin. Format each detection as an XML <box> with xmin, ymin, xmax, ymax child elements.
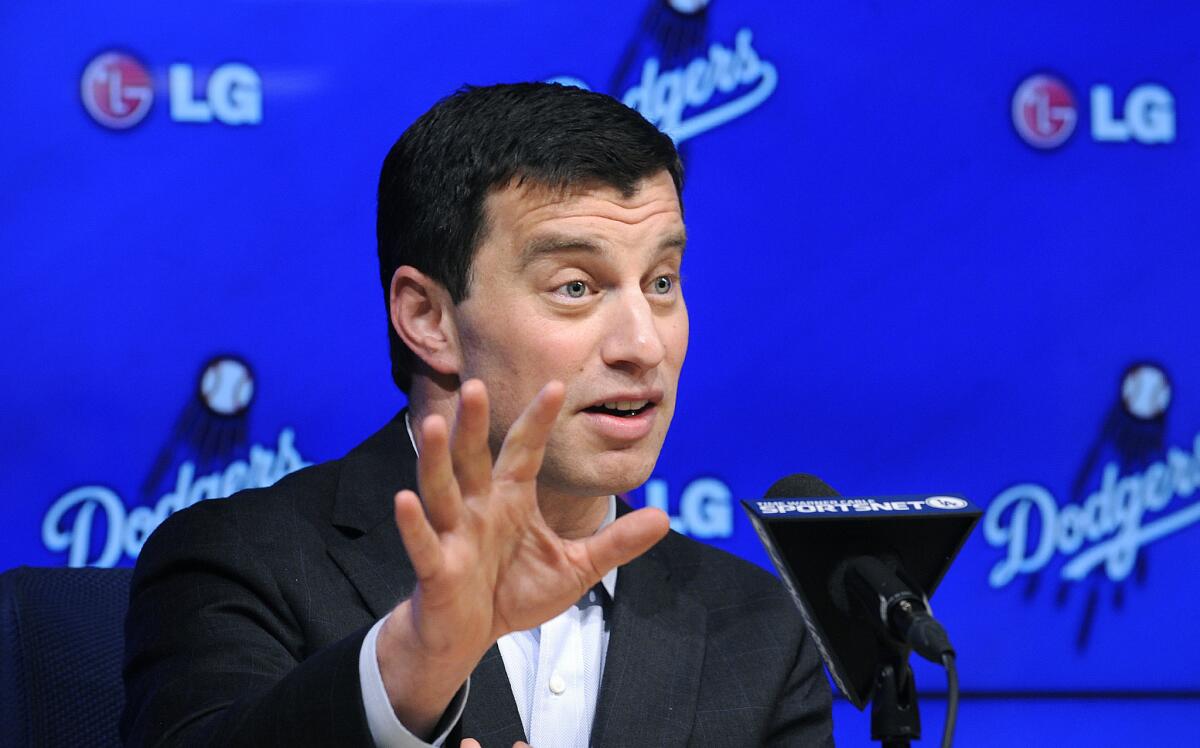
<box><xmin>540</xmin><ymin>418</ymin><xmax>671</xmax><ymax>493</ymax></box>
<box><xmin>604</xmin><ymin>470</ymin><xmax>651</xmax><ymax>497</ymax></box>
<box><xmin>542</xmin><ymin>448</ymin><xmax>661</xmax><ymax>498</ymax></box>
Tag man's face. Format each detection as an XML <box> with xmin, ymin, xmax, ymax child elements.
<box><xmin>451</xmin><ymin>170</ymin><xmax>688</xmax><ymax>498</ymax></box>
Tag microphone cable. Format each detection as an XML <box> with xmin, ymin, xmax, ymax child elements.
<box><xmin>940</xmin><ymin>652</ymin><xmax>959</xmax><ymax>748</ymax></box>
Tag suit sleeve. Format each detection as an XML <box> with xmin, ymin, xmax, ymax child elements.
<box><xmin>121</xmin><ymin>501</ymin><xmax>377</xmax><ymax>747</ymax></box>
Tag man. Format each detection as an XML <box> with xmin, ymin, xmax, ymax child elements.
<box><xmin>123</xmin><ymin>83</ymin><xmax>833</xmax><ymax>747</ymax></box>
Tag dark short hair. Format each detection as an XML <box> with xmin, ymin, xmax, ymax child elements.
<box><xmin>376</xmin><ymin>82</ymin><xmax>684</xmax><ymax>393</ymax></box>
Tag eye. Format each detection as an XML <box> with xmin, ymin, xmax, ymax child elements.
<box><xmin>558</xmin><ymin>280</ymin><xmax>588</xmax><ymax>298</ymax></box>
<box><xmin>651</xmin><ymin>275</ymin><xmax>674</xmax><ymax>294</ymax></box>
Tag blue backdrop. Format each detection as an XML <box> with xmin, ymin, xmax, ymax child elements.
<box><xmin>3</xmin><ymin>1</ymin><xmax>1198</xmax><ymax>744</ymax></box>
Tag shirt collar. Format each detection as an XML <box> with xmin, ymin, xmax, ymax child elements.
<box><xmin>404</xmin><ymin>410</ymin><xmax>618</xmax><ymax>601</ymax></box>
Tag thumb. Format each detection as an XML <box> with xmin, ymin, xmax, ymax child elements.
<box><xmin>577</xmin><ymin>507</ymin><xmax>669</xmax><ymax>574</ymax></box>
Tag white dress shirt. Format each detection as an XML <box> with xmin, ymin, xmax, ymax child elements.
<box><xmin>496</xmin><ymin>521</ymin><xmax>615</xmax><ymax>747</ymax></box>
<box><xmin>357</xmin><ymin>415</ymin><xmax>617</xmax><ymax>747</ymax></box>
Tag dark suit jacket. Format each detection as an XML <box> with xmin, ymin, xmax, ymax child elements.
<box><xmin>122</xmin><ymin>412</ymin><xmax>833</xmax><ymax>747</ymax></box>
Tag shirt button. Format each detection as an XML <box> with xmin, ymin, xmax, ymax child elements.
<box><xmin>548</xmin><ymin>673</ymin><xmax>567</xmax><ymax>695</ymax></box>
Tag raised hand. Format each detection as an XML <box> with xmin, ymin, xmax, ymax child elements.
<box><xmin>377</xmin><ymin>379</ymin><xmax>669</xmax><ymax>738</ymax></box>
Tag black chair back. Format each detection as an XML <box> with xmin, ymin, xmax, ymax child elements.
<box><xmin>0</xmin><ymin>566</ymin><xmax>133</xmax><ymax>748</ymax></box>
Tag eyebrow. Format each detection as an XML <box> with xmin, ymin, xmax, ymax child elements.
<box><xmin>516</xmin><ymin>230</ymin><xmax>688</xmax><ymax>271</ymax></box>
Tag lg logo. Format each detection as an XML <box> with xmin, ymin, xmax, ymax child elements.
<box><xmin>1011</xmin><ymin>75</ymin><xmax>1077</xmax><ymax>149</ymax></box>
<box><xmin>641</xmin><ymin>477</ymin><xmax>733</xmax><ymax>539</ymax></box>
<box><xmin>1012</xmin><ymin>73</ymin><xmax>1175</xmax><ymax>149</ymax></box>
<box><xmin>80</xmin><ymin>52</ymin><xmax>154</xmax><ymax>129</ymax></box>
<box><xmin>80</xmin><ymin>50</ymin><xmax>262</xmax><ymax>130</ymax></box>
<box><xmin>1090</xmin><ymin>84</ymin><xmax>1174</xmax><ymax>144</ymax></box>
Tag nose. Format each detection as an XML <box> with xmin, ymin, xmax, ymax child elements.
<box><xmin>600</xmin><ymin>290</ymin><xmax>666</xmax><ymax>374</ymax></box>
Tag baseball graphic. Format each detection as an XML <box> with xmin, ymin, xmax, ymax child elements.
<box><xmin>199</xmin><ymin>356</ymin><xmax>255</xmax><ymax>416</ymax></box>
<box><xmin>1121</xmin><ymin>363</ymin><xmax>1171</xmax><ymax>420</ymax></box>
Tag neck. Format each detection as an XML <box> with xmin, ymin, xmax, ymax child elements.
<box><xmin>406</xmin><ymin>375</ymin><xmax>458</xmax><ymax>431</ymax></box>
<box><xmin>538</xmin><ymin>488</ymin><xmax>611</xmax><ymax>540</ymax></box>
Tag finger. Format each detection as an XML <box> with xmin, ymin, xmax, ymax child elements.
<box><xmin>492</xmin><ymin>380</ymin><xmax>566</xmax><ymax>484</ymax></box>
<box><xmin>459</xmin><ymin>740</ymin><xmax>481</xmax><ymax>748</ymax></box>
<box><xmin>451</xmin><ymin>379</ymin><xmax>492</xmax><ymax>498</ymax></box>
<box><xmin>394</xmin><ymin>489</ymin><xmax>444</xmax><ymax>581</ymax></box>
<box><xmin>570</xmin><ymin>507</ymin><xmax>670</xmax><ymax>580</ymax></box>
<box><xmin>417</xmin><ymin>414</ymin><xmax>464</xmax><ymax>532</ymax></box>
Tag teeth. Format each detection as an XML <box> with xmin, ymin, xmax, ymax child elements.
<box><xmin>602</xmin><ymin>400</ymin><xmax>649</xmax><ymax>411</ymax></box>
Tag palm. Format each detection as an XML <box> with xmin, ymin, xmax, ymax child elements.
<box><xmin>491</xmin><ymin>519</ymin><xmax>599</xmax><ymax>633</ymax></box>
<box><xmin>393</xmin><ymin>379</ymin><xmax>667</xmax><ymax>659</ymax></box>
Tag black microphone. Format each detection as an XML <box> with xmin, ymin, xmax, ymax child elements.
<box><xmin>830</xmin><ymin>554</ymin><xmax>954</xmax><ymax>664</ymax></box>
<box><xmin>744</xmin><ymin>474</ymin><xmax>981</xmax><ymax>710</ymax></box>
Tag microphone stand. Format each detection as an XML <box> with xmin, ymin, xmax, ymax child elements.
<box><xmin>870</xmin><ymin>648</ymin><xmax>920</xmax><ymax>748</ymax></box>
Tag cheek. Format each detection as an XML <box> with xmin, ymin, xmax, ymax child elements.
<box><xmin>461</xmin><ymin>318</ymin><xmax>580</xmax><ymax>409</ymax></box>
<box><xmin>663</xmin><ymin>306</ymin><xmax>690</xmax><ymax>366</ymax></box>
<box><xmin>459</xmin><ymin>307</ymin><xmax>539</xmax><ymax>374</ymax></box>
<box><xmin>517</xmin><ymin>316</ymin><xmax>599</xmax><ymax>370</ymax></box>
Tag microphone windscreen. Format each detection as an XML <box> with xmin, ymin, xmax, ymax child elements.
<box><xmin>827</xmin><ymin>558</ymin><xmax>853</xmax><ymax>617</ymax></box>
<box><xmin>763</xmin><ymin>473</ymin><xmax>839</xmax><ymax>499</ymax></box>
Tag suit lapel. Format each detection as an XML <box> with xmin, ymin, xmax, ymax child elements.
<box><xmin>590</xmin><ymin>538</ymin><xmax>707</xmax><ymax>747</ymax></box>
<box><xmin>326</xmin><ymin>411</ymin><xmax>420</xmax><ymax>618</ymax></box>
<box><xmin>326</xmin><ymin>517</ymin><xmax>417</xmax><ymax>618</ymax></box>
<box><xmin>459</xmin><ymin>646</ymin><xmax>528</xmax><ymax>747</ymax></box>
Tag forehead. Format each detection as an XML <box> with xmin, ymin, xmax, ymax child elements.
<box><xmin>477</xmin><ymin>171</ymin><xmax>684</xmax><ymax>265</ymax></box>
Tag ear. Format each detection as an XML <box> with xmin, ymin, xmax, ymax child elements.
<box><xmin>389</xmin><ymin>266</ymin><xmax>462</xmax><ymax>377</ymax></box>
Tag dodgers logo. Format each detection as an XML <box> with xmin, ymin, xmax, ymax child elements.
<box><xmin>548</xmin><ymin>1</ymin><xmax>777</xmax><ymax>147</ymax></box>
<box><xmin>617</xmin><ymin>28</ymin><xmax>777</xmax><ymax>144</ymax></box>
<box><xmin>983</xmin><ymin>363</ymin><xmax>1199</xmax><ymax>649</ymax></box>
<box><xmin>41</xmin><ymin>355</ymin><xmax>310</xmax><ymax>567</ymax></box>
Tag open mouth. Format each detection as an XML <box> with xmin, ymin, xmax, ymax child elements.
<box><xmin>583</xmin><ymin>400</ymin><xmax>655</xmax><ymax>418</ymax></box>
